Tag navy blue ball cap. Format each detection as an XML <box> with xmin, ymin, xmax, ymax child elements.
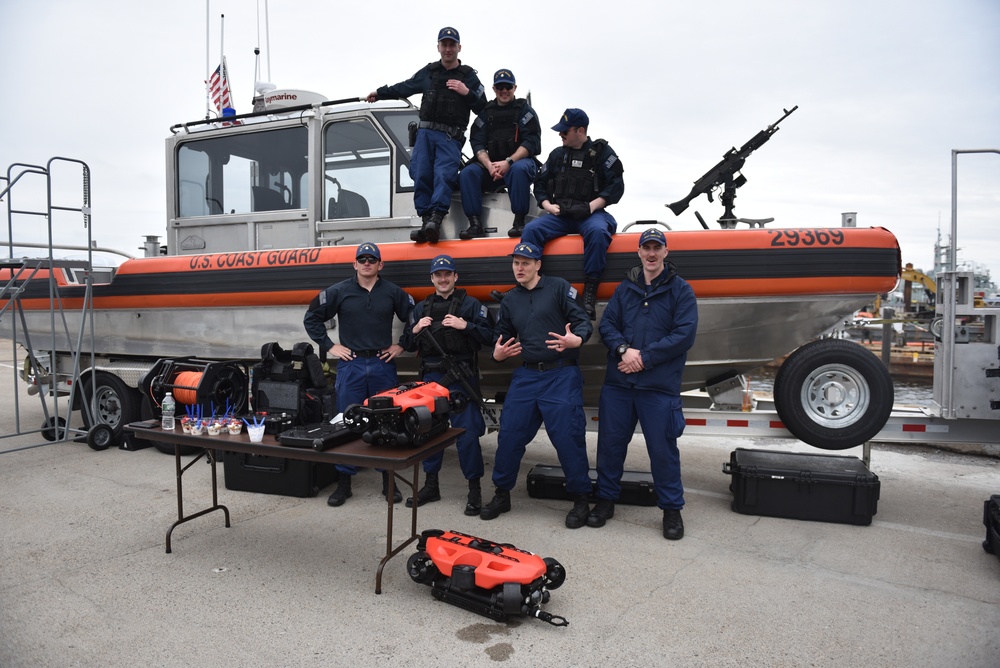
<box><xmin>437</xmin><ymin>26</ymin><xmax>460</xmax><ymax>43</ymax></box>
<box><xmin>552</xmin><ymin>108</ymin><xmax>589</xmax><ymax>132</ymax></box>
<box><xmin>493</xmin><ymin>69</ymin><xmax>516</xmax><ymax>86</ymax></box>
<box><xmin>509</xmin><ymin>242</ymin><xmax>542</xmax><ymax>260</ymax></box>
<box><xmin>430</xmin><ymin>254</ymin><xmax>457</xmax><ymax>273</ymax></box>
<box><xmin>355</xmin><ymin>242</ymin><xmax>381</xmax><ymax>259</ymax></box>
<box><xmin>638</xmin><ymin>228</ymin><xmax>667</xmax><ymax>247</ymax></box>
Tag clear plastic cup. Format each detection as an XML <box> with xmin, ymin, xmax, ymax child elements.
<box><xmin>248</xmin><ymin>425</ymin><xmax>265</xmax><ymax>443</ymax></box>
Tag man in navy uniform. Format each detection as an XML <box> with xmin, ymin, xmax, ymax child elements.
<box><xmin>367</xmin><ymin>26</ymin><xmax>486</xmax><ymax>243</ymax></box>
<box><xmin>587</xmin><ymin>228</ymin><xmax>698</xmax><ymax>540</ymax></box>
<box><xmin>457</xmin><ymin>69</ymin><xmax>541</xmax><ymax>240</ymax></box>
<box><xmin>303</xmin><ymin>242</ymin><xmax>414</xmax><ymax>506</ymax></box>
<box><xmin>520</xmin><ymin>108</ymin><xmax>624</xmax><ymax>319</ymax></box>
<box><xmin>402</xmin><ymin>254</ymin><xmax>494</xmax><ymax>514</ymax></box>
<box><xmin>481</xmin><ymin>242</ymin><xmax>594</xmax><ymax>529</ymax></box>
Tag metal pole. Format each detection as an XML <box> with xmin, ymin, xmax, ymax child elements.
<box><xmin>943</xmin><ymin>149</ymin><xmax>1000</xmax><ymax>418</ymax></box>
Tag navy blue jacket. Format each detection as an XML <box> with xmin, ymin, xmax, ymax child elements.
<box><xmin>599</xmin><ymin>263</ymin><xmax>698</xmax><ymax>394</ymax></box>
<box><xmin>303</xmin><ymin>276</ymin><xmax>413</xmax><ymax>353</ymax></box>
<box><xmin>495</xmin><ymin>275</ymin><xmax>592</xmax><ymax>364</ymax></box>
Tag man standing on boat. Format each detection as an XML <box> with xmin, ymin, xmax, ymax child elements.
<box><xmin>457</xmin><ymin>69</ymin><xmax>541</xmax><ymax>240</ymax></box>
<box><xmin>520</xmin><ymin>108</ymin><xmax>624</xmax><ymax>319</ymax></box>
<box><xmin>303</xmin><ymin>242</ymin><xmax>414</xmax><ymax>507</ymax></box>
<box><xmin>366</xmin><ymin>26</ymin><xmax>486</xmax><ymax>244</ymax></box>
<box><xmin>402</xmin><ymin>254</ymin><xmax>494</xmax><ymax>514</ymax></box>
<box><xmin>481</xmin><ymin>242</ymin><xmax>594</xmax><ymax>529</ymax></box>
<box><xmin>587</xmin><ymin>228</ymin><xmax>698</xmax><ymax>540</ymax></box>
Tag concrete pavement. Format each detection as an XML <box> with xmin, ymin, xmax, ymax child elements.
<box><xmin>1</xmin><ymin>349</ymin><xmax>998</xmax><ymax>667</ymax></box>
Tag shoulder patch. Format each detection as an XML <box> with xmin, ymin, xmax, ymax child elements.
<box><xmin>479</xmin><ymin>304</ymin><xmax>488</xmax><ymax>319</ymax></box>
<box><xmin>318</xmin><ymin>290</ymin><xmax>328</xmax><ymax>305</ymax></box>
<box><xmin>474</xmin><ymin>116</ymin><xmax>485</xmax><ymax>128</ymax></box>
<box><xmin>568</xmin><ymin>286</ymin><xmax>578</xmax><ymax>300</ymax></box>
<box><xmin>520</xmin><ymin>110</ymin><xmax>535</xmax><ymax>125</ymax></box>
<box><xmin>604</xmin><ymin>153</ymin><xmax>619</xmax><ymax>170</ymax></box>
<box><xmin>407</xmin><ymin>294</ymin><xmax>415</xmax><ymax>305</ymax></box>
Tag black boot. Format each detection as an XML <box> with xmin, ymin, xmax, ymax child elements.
<box><xmin>480</xmin><ymin>488</ymin><xmax>511</xmax><ymax>520</ymax></box>
<box><xmin>405</xmin><ymin>472</ymin><xmax>441</xmax><ymax>508</ymax></box>
<box><xmin>508</xmin><ymin>214</ymin><xmax>525</xmax><ymax>238</ymax></box>
<box><xmin>410</xmin><ymin>213</ymin><xmax>431</xmax><ymax>243</ymax></box>
<box><xmin>663</xmin><ymin>508</ymin><xmax>684</xmax><ymax>540</ymax></box>
<box><xmin>586</xmin><ymin>499</ymin><xmax>615</xmax><ymax>528</ymax></box>
<box><xmin>565</xmin><ymin>496</ymin><xmax>591</xmax><ymax>529</ymax></box>
<box><xmin>381</xmin><ymin>471</ymin><xmax>402</xmax><ymax>504</ymax></box>
<box><xmin>464</xmin><ymin>478</ymin><xmax>482</xmax><ymax>516</ymax></box>
<box><xmin>459</xmin><ymin>215</ymin><xmax>486</xmax><ymax>240</ymax></box>
<box><xmin>327</xmin><ymin>476</ymin><xmax>353</xmax><ymax>507</ymax></box>
<box><xmin>424</xmin><ymin>211</ymin><xmax>443</xmax><ymax>243</ymax></box>
<box><xmin>582</xmin><ymin>277</ymin><xmax>600</xmax><ymax>320</ymax></box>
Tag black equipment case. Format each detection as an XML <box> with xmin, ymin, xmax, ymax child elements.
<box><xmin>983</xmin><ymin>495</ymin><xmax>1000</xmax><ymax>558</ymax></box>
<box><xmin>723</xmin><ymin>448</ymin><xmax>880</xmax><ymax>526</ymax></box>
<box><xmin>526</xmin><ymin>465</ymin><xmax>657</xmax><ymax>506</ymax></box>
<box><xmin>277</xmin><ymin>422</ymin><xmax>355</xmax><ymax>451</ymax></box>
<box><xmin>223</xmin><ymin>342</ymin><xmax>338</xmax><ymax>498</ymax></box>
<box><xmin>222</xmin><ymin>450</ymin><xmax>338</xmax><ymax>498</ymax></box>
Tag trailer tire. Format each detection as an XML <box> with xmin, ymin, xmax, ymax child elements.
<box><xmin>773</xmin><ymin>338</ymin><xmax>893</xmax><ymax>450</ymax></box>
<box><xmin>80</xmin><ymin>372</ymin><xmax>138</xmax><ymax>449</ymax></box>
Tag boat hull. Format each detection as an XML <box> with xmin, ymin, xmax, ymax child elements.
<box><xmin>1</xmin><ymin>227</ymin><xmax>901</xmax><ymax>398</ymax></box>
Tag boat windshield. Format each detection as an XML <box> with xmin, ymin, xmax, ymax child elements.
<box><xmin>322</xmin><ymin>112</ymin><xmax>415</xmax><ymax>221</ymax></box>
<box><xmin>176</xmin><ymin>126</ymin><xmax>308</xmax><ymax>217</ymax></box>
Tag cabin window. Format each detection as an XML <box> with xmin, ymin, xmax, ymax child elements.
<box><xmin>177</xmin><ymin>126</ymin><xmax>308</xmax><ymax>217</ymax></box>
<box><xmin>372</xmin><ymin>110</ymin><xmax>415</xmax><ymax>192</ymax></box>
<box><xmin>323</xmin><ymin>118</ymin><xmax>396</xmax><ymax>220</ymax></box>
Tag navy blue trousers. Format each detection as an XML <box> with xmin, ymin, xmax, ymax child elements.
<box><xmin>410</xmin><ymin>129</ymin><xmax>462</xmax><ymax>216</ymax></box>
<box><xmin>458</xmin><ymin>159</ymin><xmax>537</xmax><ymax>218</ymax></box>
<box><xmin>420</xmin><ymin>370</ymin><xmax>485</xmax><ymax>480</ymax></box>
<box><xmin>493</xmin><ymin>365</ymin><xmax>590</xmax><ymax>495</ymax></box>
<box><xmin>596</xmin><ymin>384</ymin><xmax>686</xmax><ymax>509</ymax></box>
<box><xmin>519</xmin><ymin>210</ymin><xmax>616</xmax><ymax>277</ymax></box>
<box><xmin>335</xmin><ymin>356</ymin><xmax>397</xmax><ymax>476</ymax></box>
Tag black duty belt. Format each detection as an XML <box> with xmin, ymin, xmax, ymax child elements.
<box><xmin>523</xmin><ymin>359</ymin><xmax>578</xmax><ymax>372</ymax></box>
<box><xmin>418</xmin><ymin>121</ymin><xmax>464</xmax><ymax>140</ymax></box>
<box><xmin>352</xmin><ymin>349</ymin><xmax>383</xmax><ymax>358</ymax></box>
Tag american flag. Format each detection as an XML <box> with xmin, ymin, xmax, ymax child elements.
<box><xmin>208</xmin><ymin>57</ymin><xmax>233</xmax><ymax>114</ymax></box>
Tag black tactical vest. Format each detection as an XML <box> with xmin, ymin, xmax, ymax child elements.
<box><xmin>552</xmin><ymin>139</ymin><xmax>608</xmax><ymax>205</ymax></box>
<box><xmin>484</xmin><ymin>99</ymin><xmax>525</xmax><ymax>161</ymax></box>
<box><xmin>418</xmin><ymin>289</ymin><xmax>476</xmax><ymax>358</ymax></box>
<box><xmin>419</xmin><ymin>63</ymin><xmax>474</xmax><ymax>127</ymax></box>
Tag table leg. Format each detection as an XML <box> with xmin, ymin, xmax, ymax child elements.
<box><xmin>375</xmin><ymin>465</ymin><xmax>421</xmax><ymax>594</ymax></box>
<box><xmin>165</xmin><ymin>445</ymin><xmax>230</xmax><ymax>554</ymax></box>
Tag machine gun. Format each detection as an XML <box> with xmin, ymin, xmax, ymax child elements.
<box><xmin>667</xmin><ymin>106</ymin><xmax>798</xmax><ymax>227</ymax></box>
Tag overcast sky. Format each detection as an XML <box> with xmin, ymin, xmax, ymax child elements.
<box><xmin>2</xmin><ymin>0</ymin><xmax>999</xmax><ymax>288</ymax></box>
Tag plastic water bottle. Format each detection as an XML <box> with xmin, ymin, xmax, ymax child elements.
<box><xmin>161</xmin><ymin>392</ymin><xmax>176</xmax><ymax>430</ymax></box>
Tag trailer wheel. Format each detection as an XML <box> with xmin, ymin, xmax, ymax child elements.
<box><xmin>773</xmin><ymin>338</ymin><xmax>893</xmax><ymax>450</ymax></box>
<box><xmin>86</xmin><ymin>424</ymin><xmax>115</xmax><ymax>451</ymax></box>
<box><xmin>80</xmin><ymin>372</ymin><xmax>139</xmax><ymax>449</ymax></box>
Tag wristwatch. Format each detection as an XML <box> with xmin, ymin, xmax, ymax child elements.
<box><xmin>505</xmin><ymin>157</ymin><xmax>514</xmax><ymax>165</ymax></box>
<box><xmin>615</xmin><ymin>343</ymin><xmax>629</xmax><ymax>358</ymax></box>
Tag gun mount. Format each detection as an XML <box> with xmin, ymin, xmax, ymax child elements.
<box><xmin>668</xmin><ymin>105</ymin><xmax>798</xmax><ymax>228</ymax></box>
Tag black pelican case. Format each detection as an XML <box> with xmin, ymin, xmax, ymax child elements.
<box><xmin>983</xmin><ymin>495</ymin><xmax>1000</xmax><ymax>559</ymax></box>
<box><xmin>723</xmin><ymin>448</ymin><xmax>880</xmax><ymax>526</ymax></box>
<box><xmin>526</xmin><ymin>465</ymin><xmax>657</xmax><ymax>506</ymax></box>
<box><xmin>223</xmin><ymin>450</ymin><xmax>339</xmax><ymax>498</ymax></box>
